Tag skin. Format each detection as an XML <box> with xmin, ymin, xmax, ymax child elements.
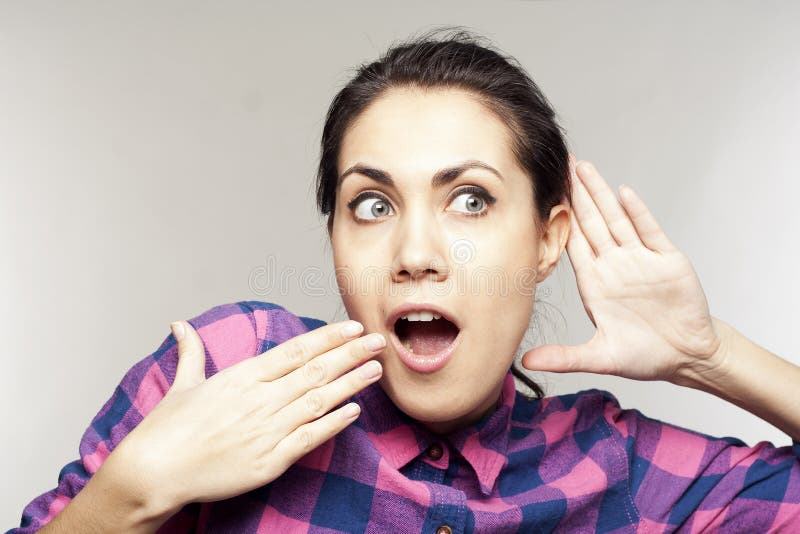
<box><xmin>523</xmin><ymin>157</ymin><xmax>800</xmax><ymax>442</ymax></box>
<box><xmin>330</xmin><ymin>86</ymin><xmax>570</xmax><ymax>433</ymax></box>
<box><xmin>39</xmin><ymin>83</ymin><xmax>800</xmax><ymax>533</ymax></box>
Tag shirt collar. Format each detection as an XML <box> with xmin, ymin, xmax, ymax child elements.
<box><xmin>354</xmin><ymin>371</ymin><xmax>517</xmax><ymax>496</ymax></box>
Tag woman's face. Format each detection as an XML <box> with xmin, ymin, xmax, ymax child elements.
<box><xmin>331</xmin><ymin>87</ymin><xmax>568</xmax><ymax>433</ymax></box>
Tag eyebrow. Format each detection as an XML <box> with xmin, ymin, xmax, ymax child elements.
<box><xmin>338</xmin><ymin>160</ymin><xmax>504</xmax><ymax>188</ymax></box>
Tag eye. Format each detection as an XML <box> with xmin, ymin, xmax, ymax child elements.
<box><xmin>348</xmin><ymin>192</ymin><xmax>394</xmax><ymax>221</ymax></box>
<box><xmin>447</xmin><ymin>186</ymin><xmax>496</xmax><ymax>217</ymax></box>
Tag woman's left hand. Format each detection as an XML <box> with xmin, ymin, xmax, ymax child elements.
<box><xmin>521</xmin><ymin>156</ymin><xmax>728</xmax><ymax>385</ymax></box>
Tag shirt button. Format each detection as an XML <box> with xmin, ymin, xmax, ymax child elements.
<box><xmin>435</xmin><ymin>526</ymin><xmax>453</xmax><ymax>534</ymax></box>
<box><xmin>426</xmin><ymin>443</ymin><xmax>444</xmax><ymax>461</ymax></box>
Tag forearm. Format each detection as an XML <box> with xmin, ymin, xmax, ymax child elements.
<box><xmin>676</xmin><ymin>316</ymin><xmax>800</xmax><ymax>442</ymax></box>
<box><xmin>38</xmin><ymin>458</ymin><xmax>177</xmax><ymax>534</ymax></box>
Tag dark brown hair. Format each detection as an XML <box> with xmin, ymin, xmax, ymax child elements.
<box><xmin>315</xmin><ymin>27</ymin><xmax>572</xmax><ymax>399</ymax></box>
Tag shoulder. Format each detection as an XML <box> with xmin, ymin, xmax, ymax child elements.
<box><xmin>551</xmin><ymin>388</ymin><xmax>621</xmax><ymax>413</ymax></box>
<box><xmin>510</xmin><ymin>387</ymin><xmax>686</xmax><ymax>452</ymax></box>
<box><xmin>533</xmin><ymin>388</ymin><xmax>753</xmax><ymax>467</ymax></box>
<box><xmin>517</xmin><ymin>387</ymin><xmax>621</xmax><ymax>424</ymax></box>
<box><xmin>79</xmin><ymin>301</ymin><xmax>329</xmax><ymax>468</ymax></box>
<box><xmin>534</xmin><ymin>388</ymin><xmax>697</xmax><ymax>445</ymax></box>
<box><xmin>114</xmin><ymin>300</ymin><xmax>328</xmax><ymax>399</ymax></box>
<box><xmin>510</xmin><ymin>387</ymin><xmax>624</xmax><ymax>445</ymax></box>
<box><xmin>184</xmin><ymin>300</ymin><xmax>328</xmax><ymax>372</ymax></box>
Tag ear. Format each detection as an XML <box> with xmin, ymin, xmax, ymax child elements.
<box><xmin>535</xmin><ymin>203</ymin><xmax>571</xmax><ymax>283</ymax></box>
<box><xmin>326</xmin><ymin>215</ymin><xmax>334</xmax><ymax>238</ymax></box>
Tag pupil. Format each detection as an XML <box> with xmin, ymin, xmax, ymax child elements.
<box><xmin>467</xmin><ymin>195</ymin><xmax>483</xmax><ymax>212</ymax></box>
<box><xmin>371</xmin><ymin>201</ymin><xmax>386</xmax><ymax>217</ymax></box>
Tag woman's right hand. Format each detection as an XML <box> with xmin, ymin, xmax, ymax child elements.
<box><xmin>98</xmin><ymin>319</ymin><xmax>384</xmax><ymax>520</ymax></box>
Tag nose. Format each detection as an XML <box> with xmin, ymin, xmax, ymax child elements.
<box><xmin>391</xmin><ymin>207</ymin><xmax>449</xmax><ymax>284</ymax></box>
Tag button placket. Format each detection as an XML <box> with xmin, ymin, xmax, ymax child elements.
<box><xmin>424</xmin><ymin>482</ymin><xmax>467</xmax><ymax>534</ymax></box>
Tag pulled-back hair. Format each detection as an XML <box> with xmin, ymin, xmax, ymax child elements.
<box><xmin>316</xmin><ymin>27</ymin><xmax>573</xmax><ymax>399</ymax></box>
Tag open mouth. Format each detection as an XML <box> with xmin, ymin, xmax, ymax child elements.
<box><xmin>387</xmin><ymin>308</ymin><xmax>462</xmax><ymax>373</ymax></box>
<box><xmin>393</xmin><ymin>314</ymin><xmax>460</xmax><ymax>355</ymax></box>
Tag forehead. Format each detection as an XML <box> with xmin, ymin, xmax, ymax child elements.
<box><xmin>338</xmin><ymin>87</ymin><xmax>518</xmax><ymax>176</ymax></box>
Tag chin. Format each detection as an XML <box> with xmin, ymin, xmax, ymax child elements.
<box><xmin>378</xmin><ymin>372</ymin><xmax>486</xmax><ymax>429</ymax></box>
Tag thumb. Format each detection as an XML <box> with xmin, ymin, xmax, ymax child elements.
<box><xmin>521</xmin><ymin>343</ymin><xmax>606</xmax><ymax>374</ymax></box>
<box><xmin>169</xmin><ymin>320</ymin><xmax>207</xmax><ymax>392</ymax></box>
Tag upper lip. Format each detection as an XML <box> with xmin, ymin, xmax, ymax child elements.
<box><xmin>386</xmin><ymin>302</ymin><xmax>461</xmax><ymax>331</ymax></box>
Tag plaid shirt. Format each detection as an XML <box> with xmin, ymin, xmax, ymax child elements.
<box><xmin>9</xmin><ymin>301</ymin><xmax>800</xmax><ymax>533</ymax></box>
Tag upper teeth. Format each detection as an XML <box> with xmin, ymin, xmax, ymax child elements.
<box><xmin>401</xmin><ymin>311</ymin><xmax>441</xmax><ymax>321</ymax></box>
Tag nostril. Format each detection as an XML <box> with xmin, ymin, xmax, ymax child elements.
<box><xmin>405</xmin><ymin>267</ymin><xmax>435</xmax><ymax>277</ymax></box>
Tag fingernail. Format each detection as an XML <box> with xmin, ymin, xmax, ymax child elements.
<box><xmin>359</xmin><ymin>360</ymin><xmax>382</xmax><ymax>380</ymax></box>
<box><xmin>619</xmin><ymin>184</ymin><xmax>634</xmax><ymax>200</ymax></box>
<box><xmin>362</xmin><ymin>333</ymin><xmax>386</xmax><ymax>352</ymax></box>
<box><xmin>341</xmin><ymin>402</ymin><xmax>361</xmax><ymax>420</ymax></box>
<box><xmin>340</xmin><ymin>320</ymin><xmax>364</xmax><ymax>338</ymax></box>
<box><xmin>170</xmin><ymin>321</ymin><xmax>185</xmax><ymax>342</ymax></box>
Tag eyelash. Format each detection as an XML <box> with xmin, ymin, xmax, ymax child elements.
<box><xmin>454</xmin><ymin>186</ymin><xmax>496</xmax><ymax>217</ymax></box>
<box><xmin>346</xmin><ymin>186</ymin><xmax>497</xmax><ymax>221</ymax></box>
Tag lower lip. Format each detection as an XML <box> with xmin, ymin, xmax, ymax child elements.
<box><xmin>388</xmin><ymin>326</ymin><xmax>462</xmax><ymax>373</ymax></box>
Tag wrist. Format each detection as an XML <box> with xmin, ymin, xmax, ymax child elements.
<box><xmin>672</xmin><ymin>316</ymin><xmax>735</xmax><ymax>392</ymax></box>
<box><xmin>48</xmin><ymin>459</ymin><xmax>177</xmax><ymax>534</ymax></box>
<box><xmin>670</xmin><ymin>317</ymin><xmax>800</xmax><ymax>441</ymax></box>
<box><xmin>95</xmin><ymin>441</ymin><xmax>184</xmax><ymax>527</ymax></box>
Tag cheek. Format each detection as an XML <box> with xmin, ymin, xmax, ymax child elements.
<box><xmin>331</xmin><ymin>239</ymin><xmax>389</xmax><ymax>328</ymax></box>
<box><xmin>464</xmin><ymin>221</ymin><xmax>538</xmax><ymax>333</ymax></box>
<box><xmin>471</xmin><ymin>216</ymin><xmax>539</xmax><ymax>275</ymax></box>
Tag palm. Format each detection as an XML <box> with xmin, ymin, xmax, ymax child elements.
<box><xmin>522</xmin><ymin>158</ymin><xmax>722</xmax><ymax>382</ymax></box>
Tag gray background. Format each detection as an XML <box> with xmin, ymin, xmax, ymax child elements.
<box><xmin>2</xmin><ymin>1</ymin><xmax>798</xmax><ymax>526</ymax></box>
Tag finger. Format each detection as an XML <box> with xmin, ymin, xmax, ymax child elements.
<box><xmin>272</xmin><ymin>402</ymin><xmax>362</xmax><ymax>465</ymax></box>
<box><xmin>566</xmin><ymin>209</ymin><xmax>595</xmax><ymax>269</ymax></box>
<box><xmin>271</xmin><ymin>332</ymin><xmax>386</xmax><ymax>408</ymax></box>
<box><xmin>521</xmin><ymin>343</ymin><xmax>611</xmax><ymax>375</ymax></box>
<box><xmin>572</xmin><ymin>161</ymin><xmax>618</xmax><ymax>255</ymax></box>
<box><xmin>239</xmin><ymin>320</ymin><xmax>365</xmax><ymax>382</ymax></box>
<box><xmin>170</xmin><ymin>320</ymin><xmax>207</xmax><ymax>392</ymax></box>
<box><xmin>575</xmin><ymin>161</ymin><xmax>643</xmax><ymax>249</ymax></box>
<box><xmin>618</xmin><ymin>184</ymin><xmax>677</xmax><ymax>253</ymax></box>
<box><xmin>565</xmin><ymin>156</ymin><xmax>597</xmax><ymax>266</ymax></box>
<box><xmin>271</xmin><ymin>359</ymin><xmax>382</xmax><ymax>436</ymax></box>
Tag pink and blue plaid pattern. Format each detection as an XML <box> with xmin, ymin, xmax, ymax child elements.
<box><xmin>9</xmin><ymin>301</ymin><xmax>800</xmax><ymax>532</ymax></box>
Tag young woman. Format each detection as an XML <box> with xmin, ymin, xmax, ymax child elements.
<box><xmin>14</xmin><ymin>30</ymin><xmax>800</xmax><ymax>533</ymax></box>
